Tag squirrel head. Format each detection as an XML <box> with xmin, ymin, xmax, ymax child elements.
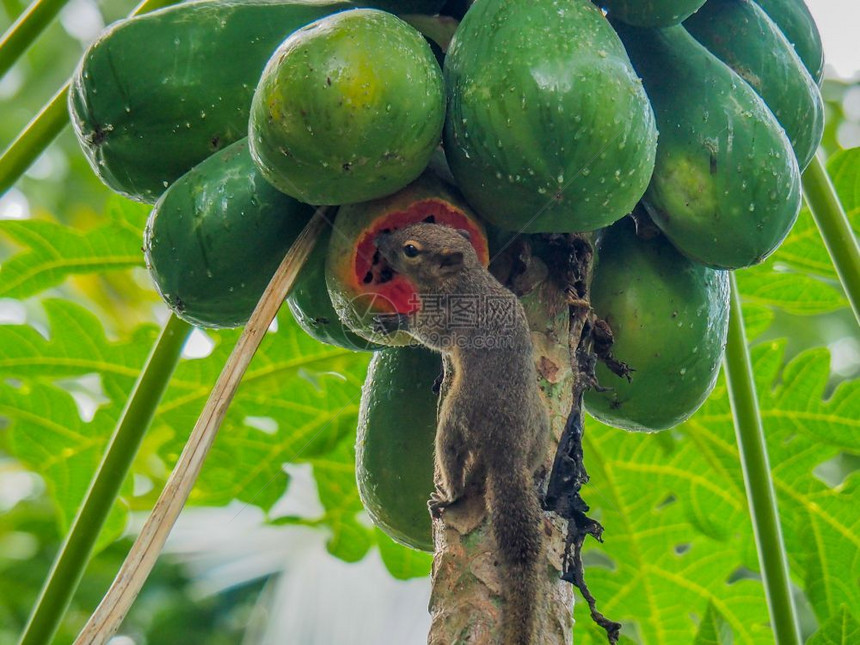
<box><xmin>375</xmin><ymin>223</ymin><xmax>478</xmax><ymax>290</ymax></box>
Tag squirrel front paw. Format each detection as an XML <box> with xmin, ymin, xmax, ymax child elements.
<box><xmin>372</xmin><ymin>312</ymin><xmax>410</xmax><ymax>336</ymax></box>
<box><xmin>428</xmin><ymin>489</ymin><xmax>458</xmax><ymax>519</ymax></box>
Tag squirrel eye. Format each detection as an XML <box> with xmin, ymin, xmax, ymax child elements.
<box><xmin>403</xmin><ymin>243</ymin><xmax>419</xmax><ymax>258</ymax></box>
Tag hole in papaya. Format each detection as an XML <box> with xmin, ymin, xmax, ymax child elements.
<box><xmin>349</xmin><ymin>200</ymin><xmax>488</xmax><ymax>314</ymax></box>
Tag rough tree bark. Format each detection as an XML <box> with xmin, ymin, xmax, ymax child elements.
<box><xmin>427</xmin><ymin>235</ymin><xmax>595</xmax><ymax>645</ymax></box>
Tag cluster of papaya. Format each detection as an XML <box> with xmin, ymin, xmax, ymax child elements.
<box><xmin>70</xmin><ymin>0</ymin><xmax>823</xmax><ymax>550</ymax></box>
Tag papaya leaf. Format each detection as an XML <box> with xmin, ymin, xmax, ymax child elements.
<box><xmin>0</xmin><ymin>299</ymin><xmax>159</xmax><ymax>545</ymax></box>
<box><xmin>740</xmin><ymin>303</ymin><xmax>774</xmax><ymax>341</ymax></box>
<box><xmin>693</xmin><ymin>602</ymin><xmax>731</xmax><ymax>645</ymax></box>
<box><xmin>576</xmin><ymin>342</ymin><xmax>858</xmax><ymax>644</ymax></box>
<box><xmin>155</xmin><ymin>314</ymin><xmax>370</xmax><ymax>517</ymax></box>
<box><xmin>0</xmin><ymin>196</ymin><xmax>148</xmax><ymax>298</ymax></box>
<box><xmin>734</xmin><ymin>148</ymin><xmax>859</xmax><ymax>316</ymax></box>
<box><xmin>806</xmin><ymin>606</ymin><xmax>860</xmax><ymax>645</ymax></box>
<box><xmin>734</xmin><ymin>263</ymin><xmax>846</xmax><ymax>316</ymax></box>
<box><xmin>374</xmin><ymin>527</ymin><xmax>433</xmax><ymax>581</ymax></box>
<box><xmin>272</xmin><ymin>437</ymin><xmax>431</xmax><ymax>577</ymax></box>
<box><xmin>0</xmin><ymin>292</ymin><xmax>371</xmax><ymax>560</ymax></box>
<box><xmin>0</xmin><ymin>298</ymin><xmax>158</xmax><ymax>401</ymax></box>
<box><xmin>1</xmin><ymin>381</ymin><xmax>130</xmax><ymax>550</ymax></box>
<box><xmin>777</xmin><ymin>148</ymin><xmax>860</xmax><ymax>281</ymax></box>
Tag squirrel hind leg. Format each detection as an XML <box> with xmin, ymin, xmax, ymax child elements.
<box><xmin>434</xmin><ymin>419</ymin><xmax>469</xmax><ymax>502</ymax></box>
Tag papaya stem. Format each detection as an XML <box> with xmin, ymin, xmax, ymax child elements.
<box><xmin>73</xmin><ymin>208</ymin><xmax>328</xmax><ymax>645</ymax></box>
<box><xmin>16</xmin><ymin>313</ymin><xmax>191</xmax><ymax>645</ymax></box>
<box><xmin>0</xmin><ymin>0</ymin><xmax>180</xmax><ymax>197</ymax></box>
<box><xmin>0</xmin><ymin>81</ymin><xmax>68</xmax><ymax>195</ymax></box>
<box><xmin>0</xmin><ymin>0</ymin><xmax>71</xmax><ymax>79</ymax></box>
<box><xmin>801</xmin><ymin>153</ymin><xmax>860</xmax><ymax>325</ymax></box>
<box><xmin>723</xmin><ymin>275</ymin><xmax>801</xmax><ymax>645</ymax></box>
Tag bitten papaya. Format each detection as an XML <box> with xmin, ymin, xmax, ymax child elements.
<box><xmin>356</xmin><ymin>346</ymin><xmax>440</xmax><ymax>551</ymax></box>
<box><xmin>70</xmin><ymin>0</ymin><xmax>350</xmax><ymax>203</ymax></box>
<box><xmin>615</xmin><ymin>22</ymin><xmax>801</xmax><ymax>269</ymax></box>
<box><xmin>685</xmin><ymin>0</ymin><xmax>824</xmax><ymax>170</ymax></box>
<box><xmin>144</xmin><ymin>140</ymin><xmax>313</xmax><ymax>328</ymax></box>
<box><xmin>584</xmin><ymin>217</ymin><xmax>730</xmax><ymax>432</ymax></box>
<box><xmin>443</xmin><ymin>0</ymin><xmax>657</xmax><ymax>233</ymax></box>
<box><xmin>249</xmin><ymin>9</ymin><xmax>445</xmax><ymax>205</ymax></box>
<box><xmin>325</xmin><ymin>171</ymin><xmax>488</xmax><ymax>346</ymax></box>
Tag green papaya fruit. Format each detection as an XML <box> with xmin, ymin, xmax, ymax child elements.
<box><xmin>356</xmin><ymin>347</ymin><xmax>440</xmax><ymax>551</ymax></box>
<box><xmin>144</xmin><ymin>139</ymin><xmax>314</xmax><ymax>328</ymax></box>
<box><xmin>249</xmin><ymin>9</ymin><xmax>445</xmax><ymax>205</ymax></box>
<box><xmin>753</xmin><ymin>0</ymin><xmax>824</xmax><ymax>83</ymax></box>
<box><xmin>685</xmin><ymin>0</ymin><xmax>824</xmax><ymax>170</ymax></box>
<box><xmin>287</xmin><ymin>223</ymin><xmax>384</xmax><ymax>352</ymax></box>
<box><xmin>584</xmin><ymin>217</ymin><xmax>730</xmax><ymax>432</ymax></box>
<box><xmin>615</xmin><ymin>23</ymin><xmax>801</xmax><ymax>269</ymax></box>
<box><xmin>443</xmin><ymin>0</ymin><xmax>657</xmax><ymax>233</ymax></box>
<box><xmin>601</xmin><ymin>0</ymin><xmax>706</xmax><ymax>27</ymax></box>
<box><xmin>70</xmin><ymin>0</ymin><xmax>350</xmax><ymax>203</ymax></box>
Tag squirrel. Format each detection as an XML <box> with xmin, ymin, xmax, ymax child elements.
<box><xmin>374</xmin><ymin>223</ymin><xmax>549</xmax><ymax>645</ymax></box>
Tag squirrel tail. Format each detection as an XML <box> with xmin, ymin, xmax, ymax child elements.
<box><xmin>487</xmin><ymin>467</ymin><xmax>543</xmax><ymax>645</ymax></box>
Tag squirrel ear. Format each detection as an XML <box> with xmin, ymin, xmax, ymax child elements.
<box><xmin>436</xmin><ymin>249</ymin><xmax>464</xmax><ymax>275</ymax></box>
<box><xmin>456</xmin><ymin>229</ymin><xmax>471</xmax><ymax>241</ymax></box>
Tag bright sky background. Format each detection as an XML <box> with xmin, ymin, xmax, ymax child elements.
<box><xmin>806</xmin><ymin>0</ymin><xmax>860</xmax><ymax>78</ymax></box>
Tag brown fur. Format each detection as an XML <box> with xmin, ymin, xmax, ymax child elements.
<box><xmin>375</xmin><ymin>223</ymin><xmax>549</xmax><ymax>645</ymax></box>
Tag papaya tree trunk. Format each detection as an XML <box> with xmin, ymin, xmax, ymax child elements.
<box><xmin>427</xmin><ymin>235</ymin><xmax>594</xmax><ymax>644</ymax></box>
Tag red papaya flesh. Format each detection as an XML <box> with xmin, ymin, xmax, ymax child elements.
<box><xmin>584</xmin><ymin>217</ymin><xmax>730</xmax><ymax>432</ymax></box>
<box><xmin>326</xmin><ymin>172</ymin><xmax>488</xmax><ymax>346</ymax></box>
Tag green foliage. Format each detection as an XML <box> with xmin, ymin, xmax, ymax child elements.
<box><xmin>572</xmin><ymin>150</ymin><xmax>860</xmax><ymax>643</ymax></box>
<box><xmin>0</xmin><ymin>197</ymin><xmax>147</xmax><ymax>298</ymax></box>
<box><xmin>0</xmin><ymin>300</ymin><xmax>157</xmax><ymax>544</ymax></box>
<box><xmin>807</xmin><ymin>607</ymin><xmax>860</xmax><ymax>645</ymax></box>
<box><xmin>1</xmin><ymin>149</ymin><xmax>858</xmax><ymax>642</ymax></box>
<box><xmin>576</xmin><ymin>341</ymin><xmax>858</xmax><ymax>644</ymax></box>
<box><xmin>0</xmin><ymin>10</ymin><xmax>857</xmax><ymax>636</ymax></box>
